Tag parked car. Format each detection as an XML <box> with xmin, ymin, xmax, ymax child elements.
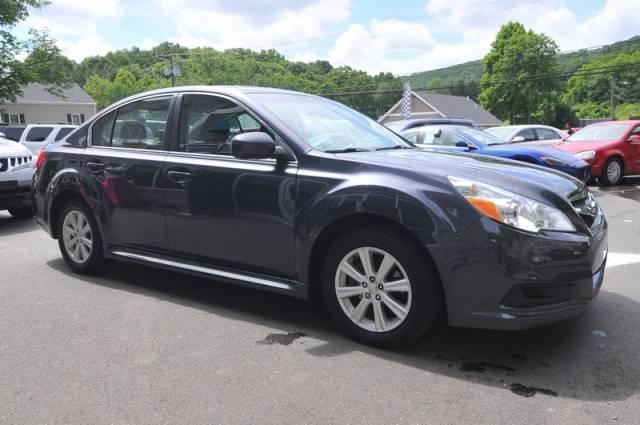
<box><xmin>402</xmin><ymin>125</ymin><xmax>591</xmax><ymax>181</ymax></box>
<box><xmin>552</xmin><ymin>120</ymin><xmax>640</xmax><ymax>185</ymax></box>
<box><xmin>485</xmin><ymin>125</ymin><xmax>567</xmax><ymax>146</ymax></box>
<box><xmin>0</xmin><ymin>124</ymin><xmax>27</xmax><ymax>142</ymax></box>
<box><xmin>33</xmin><ymin>86</ymin><xmax>607</xmax><ymax>346</ymax></box>
<box><xmin>0</xmin><ymin>135</ymin><xmax>34</xmax><ymax>218</ymax></box>
<box><xmin>10</xmin><ymin>124</ymin><xmax>77</xmax><ymax>153</ymax></box>
<box><xmin>385</xmin><ymin>118</ymin><xmax>478</xmax><ymax>133</ymax></box>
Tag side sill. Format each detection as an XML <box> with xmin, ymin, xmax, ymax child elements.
<box><xmin>108</xmin><ymin>249</ymin><xmax>308</xmax><ymax>299</ymax></box>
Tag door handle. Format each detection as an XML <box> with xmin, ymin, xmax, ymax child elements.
<box><xmin>167</xmin><ymin>170</ymin><xmax>193</xmax><ymax>183</ymax></box>
<box><xmin>86</xmin><ymin>161</ymin><xmax>104</xmax><ymax>172</ymax></box>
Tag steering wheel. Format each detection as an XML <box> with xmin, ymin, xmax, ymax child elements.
<box><xmin>311</xmin><ymin>133</ymin><xmax>345</xmax><ymax>151</ymax></box>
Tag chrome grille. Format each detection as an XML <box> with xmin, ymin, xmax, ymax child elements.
<box><xmin>0</xmin><ymin>155</ymin><xmax>33</xmax><ymax>172</ymax></box>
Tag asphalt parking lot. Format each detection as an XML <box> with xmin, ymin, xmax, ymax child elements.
<box><xmin>1</xmin><ymin>179</ymin><xmax>639</xmax><ymax>425</ymax></box>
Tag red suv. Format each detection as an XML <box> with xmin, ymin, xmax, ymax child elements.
<box><xmin>553</xmin><ymin>120</ymin><xmax>640</xmax><ymax>185</ymax></box>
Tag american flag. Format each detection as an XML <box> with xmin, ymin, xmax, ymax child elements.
<box><xmin>401</xmin><ymin>82</ymin><xmax>411</xmax><ymax>120</ymax></box>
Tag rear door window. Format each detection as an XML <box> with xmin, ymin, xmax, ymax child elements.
<box><xmin>26</xmin><ymin>127</ymin><xmax>53</xmax><ymax>142</ymax></box>
<box><xmin>111</xmin><ymin>97</ymin><xmax>171</xmax><ymax>150</ymax></box>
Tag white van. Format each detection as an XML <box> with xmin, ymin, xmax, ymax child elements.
<box><xmin>14</xmin><ymin>124</ymin><xmax>77</xmax><ymax>153</ymax></box>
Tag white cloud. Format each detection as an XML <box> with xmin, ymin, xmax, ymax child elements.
<box><xmin>157</xmin><ymin>0</ymin><xmax>351</xmax><ymax>50</ymax></box>
<box><xmin>140</xmin><ymin>37</ymin><xmax>158</xmax><ymax>50</ymax></box>
<box><xmin>291</xmin><ymin>52</ymin><xmax>319</xmax><ymax>62</ymax></box>
<box><xmin>326</xmin><ymin>0</ymin><xmax>640</xmax><ymax>75</ymax></box>
<box><xmin>21</xmin><ymin>0</ymin><xmax>122</xmax><ymax>61</ymax></box>
<box><xmin>328</xmin><ymin>19</ymin><xmax>435</xmax><ymax>74</ymax></box>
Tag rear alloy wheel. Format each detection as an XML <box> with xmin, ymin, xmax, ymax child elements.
<box><xmin>599</xmin><ymin>157</ymin><xmax>624</xmax><ymax>186</ymax></box>
<box><xmin>57</xmin><ymin>201</ymin><xmax>104</xmax><ymax>274</ymax></box>
<box><xmin>321</xmin><ymin>227</ymin><xmax>442</xmax><ymax>347</ymax></box>
<box><xmin>8</xmin><ymin>206</ymin><xmax>33</xmax><ymax>219</ymax></box>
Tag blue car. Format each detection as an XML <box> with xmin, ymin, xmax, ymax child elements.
<box><xmin>401</xmin><ymin>125</ymin><xmax>590</xmax><ymax>182</ymax></box>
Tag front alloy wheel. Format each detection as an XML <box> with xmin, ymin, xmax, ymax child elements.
<box><xmin>335</xmin><ymin>247</ymin><xmax>412</xmax><ymax>332</ymax></box>
<box><xmin>600</xmin><ymin>158</ymin><xmax>623</xmax><ymax>186</ymax></box>
<box><xmin>322</xmin><ymin>227</ymin><xmax>442</xmax><ymax>347</ymax></box>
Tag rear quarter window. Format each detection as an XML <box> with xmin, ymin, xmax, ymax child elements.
<box><xmin>26</xmin><ymin>127</ymin><xmax>54</xmax><ymax>142</ymax></box>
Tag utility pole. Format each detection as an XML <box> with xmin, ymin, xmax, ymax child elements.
<box><xmin>169</xmin><ymin>55</ymin><xmax>175</xmax><ymax>87</ymax></box>
<box><xmin>610</xmin><ymin>79</ymin><xmax>615</xmax><ymax>120</ymax></box>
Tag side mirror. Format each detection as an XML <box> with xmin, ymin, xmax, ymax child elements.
<box><xmin>231</xmin><ymin>131</ymin><xmax>293</xmax><ymax>161</ymax></box>
<box><xmin>231</xmin><ymin>132</ymin><xmax>275</xmax><ymax>159</ymax></box>
<box><xmin>455</xmin><ymin>140</ymin><xmax>476</xmax><ymax>150</ymax></box>
<box><xmin>627</xmin><ymin>135</ymin><xmax>640</xmax><ymax>143</ymax></box>
<box><xmin>511</xmin><ymin>136</ymin><xmax>526</xmax><ymax>143</ymax></box>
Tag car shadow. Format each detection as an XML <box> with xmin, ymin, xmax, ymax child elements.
<box><xmin>46</xmin><ymin>258</ymin><xmax>639</xmax><ymax>402</ymax></box>
<box><xmin>0</xmin><ymin>213</ymin><xmax>39</xmax><ymax>237</ymax></box>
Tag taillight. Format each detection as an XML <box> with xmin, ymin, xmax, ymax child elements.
<box><xmin>35</xmin><ymin>150</ymin><xmax>47</xmax><ymax>170</ymax></box>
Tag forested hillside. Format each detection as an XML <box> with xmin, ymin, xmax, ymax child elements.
<box><xmin>406</xmin><ymin>35</ymin><xmax>640</xmax><ymax>89</ymax></box>
<box><xmin>75</xmin><ymin>43</ymin><xmax>401</xmax><ymax>119</ymax></box>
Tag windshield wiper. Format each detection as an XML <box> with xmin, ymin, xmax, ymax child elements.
<box><xmin>325</xmin><ymin>147</ymin><xmax>371</xmax><ymax>153</ymax></box>
<box><xmin>375</xmin><ymin>145</ymin><xmax>412</xmax><ymax>151</ymax></box>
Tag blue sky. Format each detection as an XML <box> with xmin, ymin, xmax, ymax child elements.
<box><xmin>18</xmin><ymin>0</ymin><xmax>640</xmax><ymax>74</ymax></box>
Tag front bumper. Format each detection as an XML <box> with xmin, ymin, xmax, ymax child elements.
<box><xmin>0</xmin><ymin>167</ymin><xmax>33</xmax><ymax>210</ymax></box>
<box><xmin>431</xmin><ymin>212</ymin><xmax>607</xmax><ymax>330</ymax></box>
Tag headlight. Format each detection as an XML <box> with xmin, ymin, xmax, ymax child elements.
<box><xmin>448</xmin><ymin>176</ymin><xmax>576</xmax><ymax>233</ymax></box>
<box><xmin>540</xmin><ymin>156</ymin><xmax>568</xmax><ymax>166</ymax></box>
<box><xmin>574</xmin><ymin>150</ymin><xmax>595</xmax><ymax>161</ymax></box>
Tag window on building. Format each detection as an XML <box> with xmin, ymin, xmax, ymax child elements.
<box><xmin>66</xmin><ymin>113</ymin><xmax>86</xmax><ymax>125</ymax></box>
<box><xmin>1</xmin><ymin>113</ymin><xmax>26</xmax><ymax>124</ymax></box>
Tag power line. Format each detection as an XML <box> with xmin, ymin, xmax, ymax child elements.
<box><xmin>320</xmin><ymin>62</ymin><xmax>640</xmax><ymax>97</ymax></box>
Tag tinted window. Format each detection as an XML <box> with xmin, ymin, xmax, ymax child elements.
<box><xmin>67</xmin><ymin>126</ymin><xmax>88</xmax><ymax>147</ymax></box>
<box><xmin>178</xmin><ymin>94</ymin><xmax>265</xmax><ymax>155</ymax></box>
<box><xmin>630</xmin><ymin>125</ymin><xmax>640</xmax><ymax>136</ymax></box>
<box><xmin>111</xmin><ymin>97</ymin><xmax>171</xmax><ymax>150</ymax></box>
<box><xmin>2</xmin><ymin>126</ymin><xmax>25</xmax><ymax>141</ymax></box>
<box><xmin>91</xmin><ymin>111</ymin><xmax>116</xmax><ymax>147</ymax></box>
<box><xmin>403</xmin><ymin>132</ymin><xmax>420</xmax><ymax>144</ymax></box>
<box><xmin>536</xmin><ymin>128</ymin><xmax>560</xmax><ymax>140</ymax></box>
<box><xmin>515</xmin><ymin>128</ymin><xmax>536</xmax><ymax>141</ymax></box>
<box><xmin>55</xmin><ymin>127</ymin><xmax>75</xmax><ymax>141</ymax></box>
<box><xmin>26</xmin><ymin>127</ymin><xmax>53</xmax><ymax>142</ymax></box>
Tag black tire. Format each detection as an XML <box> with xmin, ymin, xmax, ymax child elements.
<box><xmin>599</xmin><ymin>157</ymin><xmax>624</xmax><ymax>186</ymax></box>
<box><xmin>321</xmin><ymin>226</ymin><xmax>442</xmax><ymax>347</ymax></box>
<box><xmin>56</xmin><ymin>201</ymin><xmax>105</xmax><ymax>274</ymax></box>
<box><xmin>8</xmin><ymin>206</ymin><xmax>33</xmax><ymax>219</ymax></box>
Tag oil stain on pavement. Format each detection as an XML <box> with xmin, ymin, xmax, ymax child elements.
<box><xmin>509</xmin><ymin>383</ymin><xmax>558</xmax><ymax>397</ymax></box>
<box><xmin>257</xmin><ymin>332</ymin><xmax>306</xmax><ymax>345</ymax></box>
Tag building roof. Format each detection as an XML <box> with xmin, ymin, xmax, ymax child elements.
<box><xmin>412</xmin><ymin>91</ymin><xmax>502</xmax><ymax>126</ymax></box>
<box><xmin>13</xmin><ymin>83</ymin><xmax>95</xmax><ymax>104</ymax></box>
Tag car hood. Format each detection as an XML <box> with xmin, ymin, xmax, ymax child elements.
<box><xmin>485</xmin><ymin>144</ymin><xmax>587</xmax><ymax>166</ymax></box>
<box><xmin>0</xmin><ymin>138</ymin><xmax>32</xmax><ymax>156</ymax></box>
<box><xmin>340</xmin><ymin>149</ymin><xmax>585</xmax><ymax>210</ymax></box>
<box><xmin>553</xmin><ymin>140</ymin><xmax>618</xmax><ymax>154</ymax></box>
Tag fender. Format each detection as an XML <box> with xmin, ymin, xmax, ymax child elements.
<box><xmin>44</xmin><ymin>167</ymin><xmax>108</xmax><ymax>244</ymax></box>
<box><xmin>293</xmin><ymin>169</ymin><xmax>467</xmax><ymax>285</ymax></box>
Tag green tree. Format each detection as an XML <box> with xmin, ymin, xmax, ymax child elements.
<box><xmin>565</xmin><ymin>52</ymin><xmax>640</xmax><ymax>116</ymax></box>
<box><xmin>0</xmin><ymin>0</ymin><xmax>74</xmax><ymax>103</ymax></box>
<box><xmin>479</xmin><ymin>22</ymin><xmax>561</xmax><ymax>124</ymax></box>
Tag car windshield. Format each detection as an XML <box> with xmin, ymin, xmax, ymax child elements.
<box><xmin>567</xmin><ymin>124</ymin><xmax>629</xmax><ymax>141</ymax></box>
<box><xmin>484</xmin><ymin>127</ymin><xmax>514</xmax><ymax>140</ymax></box>
<box><xmin>385</xmin><ymin>122</ymin><xmax>405</xmax><ymax>132</ymax></box>
<box><xmin>456</xmin><ymin>127</ymin><xmax>507</xmax><ymax>145</ymax></box>
<box><xmin>249</xmin><ymin>93</ymin><xmax>411</xmax><ymax>152</ymax></box>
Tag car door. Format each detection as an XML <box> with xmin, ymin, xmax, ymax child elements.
<box><xmin>83</xmin><ymin>95</ymin><xmax>174</xmax><ymax>250</ymax></box>
<box><xmin>625</xmin><ymin>125</ymin><xmax>640</xmax><ymax>173</ymax></box>
<box><xmin>163</xmin><ymin>93</ymin><xmax>298</xmax><ymax>278</ymax></box>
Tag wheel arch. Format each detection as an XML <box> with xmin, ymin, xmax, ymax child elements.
<box><xmin>306</xmin><ymin>212</ymin><xmax>446</xmax><ymax>311</ymax></box>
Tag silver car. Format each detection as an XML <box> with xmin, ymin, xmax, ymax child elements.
<box><xmin>484</xmin><ymin>125</ymin><xmax>567</xmax><ymax>146</ymax></box>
